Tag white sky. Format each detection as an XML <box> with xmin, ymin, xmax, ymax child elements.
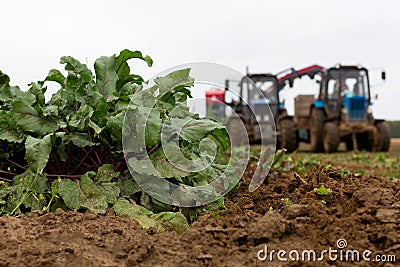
<box><xmin>1</xmin><ymin>0</ymin><xmax>400</xmax><ymax>119</ymax></box>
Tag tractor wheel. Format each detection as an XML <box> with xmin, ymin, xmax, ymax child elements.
<box><xmin>322</xmin><ymin>122</ymin><xmax>340</xmax><ymax>153</ymax></box>
<box><xmin>356</xmin><ymin>132</ymin><xmax>373</xmax><ymax>152</ymax></box>
<box><xmin>278</xmin><ymin>119</ymin><xmax>298</xmax><ymax>152</ymax></box>
<box><xmin>310</xmin><ymin>108</ymin><xmax>325</xmax><ymax>152</ymax></box>
<box><xmin>374</xmin><ymin>122</ymin><xmax>391</xmax><ymax>152</ymax></box>
<box><xmin>344</xmin><ymin>135</ymin><xmax>354</xmax><ymax>151</ymax></box>
<box><xmin>226</xmin><ymin>116</ymin><xmax>248</xmax><ymax>146</ymax></box>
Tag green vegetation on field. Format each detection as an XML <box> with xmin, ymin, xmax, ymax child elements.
<box><xmin>387</xmin><ymin>121</ymin><xmax>400</xmax><ymax>138</ymax></box>
<box><xmin>314</xmin><ymin>185</ymin><xmax>331</xmax><ymax>196</ymax></box>
<box><xmin>269</xmin><ymin>148</ymin><xmax>400</xmax><ymax>181</ymax></box>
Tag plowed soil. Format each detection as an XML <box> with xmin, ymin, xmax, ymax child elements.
<box><xmin>1</xmin><ymin>153</ymin><xmax>400</xmax><ymax>266</ymax></box>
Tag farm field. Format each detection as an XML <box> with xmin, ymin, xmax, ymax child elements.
<box><xmin>0</xmin><ymin>52</ymin><xmax>399</xmax><ymax>266</ymax></box>
<box><xmin>0</xmin><ymin>141</ymin><xmax>399</xmax><ymax>266</ymax></box>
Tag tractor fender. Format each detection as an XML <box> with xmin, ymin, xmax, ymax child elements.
<box><xmin>277</xmin><ymin>114</ymin><xmax>295</xmax><ymax>123</ymax></box>
<box><xmin>309</xmin><ymin>101</ymin><xmax>327</xmax><ymax>118</ymax></box>
<box><xmin>309</xmin><ymin>105</ymin><xmax>326</xmax><ymax>119</ymax></box>
<box><xmin>309</xmin><ymin>105</ymin><xmax>338</xmax><ymax>123</ymax></box>
<box><xmin>323</xmin><ymin>116</ymin><xmax>337</xmax><ymax>123</ymax></box>
<box><xmin>374</xmin><ymin>119</ymin><xmax>385</xmax><ymax>125</ymax></box>
<box><xmin>312</xmin><ymin>100</ymin><xmax>325</xmax><ymax>109</ymax></box>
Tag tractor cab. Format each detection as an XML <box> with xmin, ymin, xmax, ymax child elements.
<box><xmin>222</xmin><ymin>73</ymin><xmax>279</xmax><ymax>144</ymax></box>
<box><xmin>241</xmin><ymin>74</ymin><xmax>280</xmax><ymax>120</ymax></box>
<box><xmin>321</xmin><ymin>66</ymin><xmax>370</xmax><ymax>122</ymax></box>
<box><xmin>224</xmin><ymin>74</ymin><xmax>279</xmax><ymax>119</ymax></box>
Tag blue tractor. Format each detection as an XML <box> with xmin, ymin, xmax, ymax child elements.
<box><xmin>293</xmin><ymin>65</ymin><xmax>390</xmax><ymax>152</ymax></box>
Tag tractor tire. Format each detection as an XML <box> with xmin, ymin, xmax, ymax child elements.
<box><xmin>310</xmin><ymin>108</ymin><xmax>325</xmax><ymax>152</ymax></box>
<box><xmin>278</xmin><ymin>119</ymin><xmax>298</xmax><ymax>152</ymax></box>
<box><xmin>356</xmin><ymin>132</ymin><xmax>373</xmax><ymax>152</ymax></box>
<box><xmin>374</xmin><ymin>122</ymin><xmax>391</xmax><ymax>152</ymax></box>
<box><xmin>226</xmin><ymin>116</ymin><xmax>248</xmax><ymax>146</ymax></box>
<box><xmin>322</xmin><ymin>122</ymin><xmax>340</xmax><ymax>153</ymax></box>
<box><xmin>344</xmin><ymin>135</ymin><xmax>354</xmax><ymax>151</ymax></box>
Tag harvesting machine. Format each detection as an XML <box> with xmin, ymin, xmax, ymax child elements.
<box><xmin>205</xmin><ymin>67</ymin><xmax>322</xmax><ymax>151</ymax></box>
<box><xmin>292</xmin><ymin>64</ymin><xmax>390</xmax><ymax>152</ymax></box>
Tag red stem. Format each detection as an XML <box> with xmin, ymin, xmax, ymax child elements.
<box><xmin>47</xmin><ymin>162</ymin><xmax>59</xmax><ymax>175</ymax></box>
<box><xmin>0</xmin><ymin>170</ymin><xmax>17</xmax><ymax>176</ymax></box>
<box><xmin>0</xmin><ymin>177</ymin><xmax>12</xmax><ymax>182</ymax></box>
<box><xmin>54</xmin><ymin>150</ymin><xmax>63</xmax><ymax>173</ymax></box>
<box><xmin>65</xmin><ymin>143</ymin><xmax>73</xmax><ymax>174</ymax></box>
<box><xmin>76</xmin><ymin>164</ymin><xmax>98</xmax><ymax>175</ymax></box>
<box><xmin>62</xmin><ymin>128</ymin><xmax>71</xmax><ymax>134</ymax></box>
<box><xmin>93</xmin><ymin>147</ymin><xmax>103</xmax><ymax>165</ymax></box>
<box><xmin>46</xmin><ymin>174</ymin><xmax>82</xmax><ymax>178</ymax></box>
<box><xmin>115</xmin><ymin>160</ymin><xmax>127</xmax><ymax>172</ymax></box>
<box><xmin>6</xmin><ymin>159</ymin><xmax>27</xmax><ymax>170</ymax></box>
<box><xmin>82</xmin><ymin>147</ymin><xmax>99</xmax><ymax>168</ymax></box>
<box><xmin>71</xmin><ymin>148</ymin><xmax>93</xmax><ymax>175</ymax></box>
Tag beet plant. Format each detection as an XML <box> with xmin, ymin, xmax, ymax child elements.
<box><xmin>0</xmin><ymin>49</ymin><xmax>234</xmax><ymax>233</ymax></box>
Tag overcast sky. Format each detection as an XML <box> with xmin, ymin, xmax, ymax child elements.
<box><xmin>1</xmin><ymin>0</ymin><xmax>399</xmax><ymax>119</ymax></box>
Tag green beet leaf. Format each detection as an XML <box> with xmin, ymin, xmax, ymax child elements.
<box><xmin>94</xmin><ymin>164</ymin><xmax>119</xmax><ymax>183</ymax></box>
<box><xmin>12</xmin><ymin>101</ymin><xmax>59</xmax><ymax>135</ymax></box>
<box><xmin>0</xmin><ymin>110</ymin><xmax>25</xmax><ymax>143</ymax></box>
<box><xmin>113</xmin><ymin>198</ymin><xmax>189</xmax><ymax>234</ymax></box>
<box><xmin>116</xmin><ymin>49</ymin><xmax>153</xmax><ymax>80</ymax></box>
<box><xmin>59</xmin><ymin>173</ymin><xmax>108</xmax><ymax>214</ymax></box>
<box><xmin>45</xmin><ymin>69</ymin><xmax>66</xmax><ymax>86</ymax></box>
<box><xmin>95</xmin><ymin>55</ymin><xmax>119</xmax><ymax>98</ymax></box>
<box><xmin>60</xmin><ymin>56</ymin><xmax>93</xmax><ymax>84</ymax></box>
<box><xmin>25</xmin><ymin>134</ymin><xmax>52</xmax><ymax>173</ymax></box>
<box><xmin>154</xmin><ymin>68</ymin><xmax>194</xmax><ymax>95</ymax></box>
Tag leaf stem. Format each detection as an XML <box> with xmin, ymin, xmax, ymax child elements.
<box><xmin>82</xmin><ymin>147</ymin><xmax>99</xmax><ymax>168</ymax></box>
<box><xmin>46</xmin><ymin>174</ymin><xmax>82</xmax><ymax>178</ymax></box>
<box><xmin>93</xmin><ymin>147</ymin><xmax>103</xmax><ymax>165</ymax></box>
<box><xmin>102</xmin><ymin>67</ymin><xmax>107</xmax><ymax>97</ymax></box>
<box><xmin>72</xmin><ymin>164</ymin><xmax>97</xmax><ymax>175</ymax></box>
<box><xmin>65</xmin><ymin>142</ymin><xmax>73</xmax><ymax>173</ymax></box>
<box><xmin>54</xmin><ymin>151</ymin><xmax>63</xmax><ymax>174</ymax></box>
<box><xmin>72</xmin><ymin>148</ymin><xmax>93</xmax><ymax>173</ymax></box>
<box><xmin>62</xmin><ymin>127</ymin><xmax>71</xmax><ymax>134</ymax></box>
<box><xmin>147</xmin><ymin>144</ymin><xmax>160</xmax><ymax>155</ymax></box>
<box><xmin>115</xmin><ymin>160</ymin><xmax>127</xmax><ymax>172</ymax></box>
<box><xmin>10</xmin><ymin>191</ymin><xmax>31</xmax><ymax>215</ymax></box>
<box><xmin>0</xmin><ymin>176</ymin><xmax>12</xmax><ymax>182</ymax></box>
<box><xmin>0</xmin><ymin>170</ymin><xmax>17</xmax><ymax>176</ymax></box>
<box><xmin>6</xmin><ymin>159</ymin><xmax>27</xmax><ymax>170</ymax></box>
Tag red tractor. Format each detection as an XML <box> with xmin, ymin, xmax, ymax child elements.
<box><xmin>205</xmin><ymin>89</ymin><xmax>225</xmax><ymax>122</ymax></box>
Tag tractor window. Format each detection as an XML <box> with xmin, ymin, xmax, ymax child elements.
<box><xmin>225</xmin><ymin>80</ymin><xmax>241</xmax><ymax>106</ymax></box>
<box><xmin>327</xmin><ymin>79</ymin><xmax>339</xmax><ymax>99</ymax></box>
<box><xmin>357</xmin><ymin>70</ymin><xmax>368</xmax><ymax>97</ymax></box>
<box><xmin>257</xmin><ymin>81</ymin><xmax>278</xmax><ymax>103</ymax></box>
<box><xmin>240</xmin><ymin>78</ymin><xmax>250</xmax><ymax>104</ymax></box>
<box><xmin>342</xmin><ymin>73</ymin><xmax>368</xmax><ymax>97</ymax></box>
<box><xmin>248</xmin><ymin>80</ymin><xmax>278</xmax><ymax>104</ymax></box>
<box><xmin>342</xmin><ymin>78</ymin><xmax>357</xmax><ymax>97</ymax></box>
<box><xmin>326</xmin><ymin>68</ymin><xmax>370</xmax><ymax>99</ymax></box>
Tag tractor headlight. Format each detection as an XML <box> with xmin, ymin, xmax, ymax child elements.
<box><xmin>367</xmin><ymin>107</ymin><xmax>373</xmax><ymax>114</ymax></box>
